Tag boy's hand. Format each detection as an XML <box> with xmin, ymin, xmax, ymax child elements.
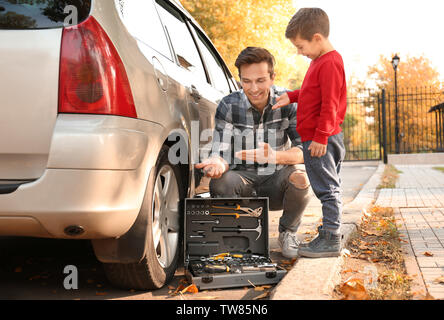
<box><xmin>272</xmin><ymin>93</ymin><xmax>290</xmax><ymax>110</ymax></box>
<box><xmin>308</xmin><ymin>141</ymin><xmax>327</xmax><ymax>158</ymax></box>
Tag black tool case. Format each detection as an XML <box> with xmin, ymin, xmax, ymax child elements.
<box><xmin>183</xmin><ymin>197</ymin><xmax>287</xmax><ymax>290</ymax></box>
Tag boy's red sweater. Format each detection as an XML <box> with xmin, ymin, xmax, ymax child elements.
<box><xmin>287</xmin><ymin>50</ymin><xmax>347</xmax><ymax>145</ymax></box>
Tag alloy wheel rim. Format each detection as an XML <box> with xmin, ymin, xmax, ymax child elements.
<box><xmin>152</xmin><ymin>165</ymin><xmax>180</xmax><ymax>268</ymax></box>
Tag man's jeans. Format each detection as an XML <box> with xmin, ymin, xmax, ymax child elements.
<box><xmin>302</xmin><ymin>132</ymin><xmax>346</xmax><ymax>233</ymax></box>
<box><xmin>209</xmin><ymin>165</ymin><xmax>311</xmax><ymax>233</ymax></box>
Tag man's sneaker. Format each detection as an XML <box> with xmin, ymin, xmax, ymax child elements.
<box><xmin>278</xmin><ymin>231</ymin><xmax>300</xmax><ymax>258</ymax></box>
<box><xmin>298</xmin><ymin>227</ymin><xmax>342</xmax><ymax>258</ymax></box>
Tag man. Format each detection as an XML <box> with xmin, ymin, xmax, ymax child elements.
<box><xmin>195</xmin><ymin>47</ymin><xmax>310</xmax><ymax>258</ymax></box>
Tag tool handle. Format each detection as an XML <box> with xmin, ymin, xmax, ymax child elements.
<box><xmin>203</xmin><ymin>264</ymin><xmax>229</xmax><ymax>273</ymax></box>
<box><xmin>212</xmin><ymin>227</ymin><xmax>239</xmax><ymax>232</ymax></box>
<box><xmin>210</xmin><ymin>212</ymin><xmax>240</xmax><ymax>219</ymax></box>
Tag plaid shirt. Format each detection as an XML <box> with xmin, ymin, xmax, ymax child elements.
<box><xmin>209</xmin><ymin>85</ymin><xmax>302</xmax><ymax>173</ymax></box>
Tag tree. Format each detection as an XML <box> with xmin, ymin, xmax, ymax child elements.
<box><xmin>366</xmin><ymin>54</ymin><xmax>444</xmax><ymax>153</ymax></box>
<box><xmin>368</xmin><ymin>54</ymin><xmax>441</xmax><ymax>90</ymax></box>
<box><xmin>180</xmin><ymin>0</ymin><xmax>308</xmax><ymax>89</ymax></box>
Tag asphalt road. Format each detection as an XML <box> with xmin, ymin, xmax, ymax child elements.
<box><xmin>0</xmin><ymin>161</ymin><xmax>378</xmax><ymax>300</ymax></box>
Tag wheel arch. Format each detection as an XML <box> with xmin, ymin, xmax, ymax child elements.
<box><xmin>92</xmin><ymin>127</ymin><xmax>194</xmax><ymax>264</ymax></box>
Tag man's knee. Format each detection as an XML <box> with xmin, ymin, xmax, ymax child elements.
<box><xmin>289</xmin><ymin>170</ymin><xmax>310</xmax><ymax>190</ymax></box>
<box><xmin>209</xmin><ymin>171</ymin><xmax>245</xmax><ymax>197</ymax></box>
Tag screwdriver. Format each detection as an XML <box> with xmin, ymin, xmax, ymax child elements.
<box><xmin>203</xmin><ymin>264</ymin><xmax>230</xmax><ymax>273</ymax></box>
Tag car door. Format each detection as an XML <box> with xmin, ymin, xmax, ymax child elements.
<box><xmin>188</xmin><ymin>24</ymin><xmax>239</xmax><ymax>156</ymax></box>
<box><xmin>154</xmin><ymin>0</ymin><xmax>217</xmax><ymax>162</ymax></box>
<box><xmin>114</xmin><ymin>0</ymin><xmax>176</xmax><ymax>124</ymax></box>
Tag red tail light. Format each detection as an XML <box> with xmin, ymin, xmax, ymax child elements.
<box><xmin>59</xmin><ymin>16</ymin><xmax>137</xmax><ymax>118</ymax></box>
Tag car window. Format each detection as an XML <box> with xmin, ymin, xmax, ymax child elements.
<box><xmin>154</xmin><ymin>0</ymin><xmax>208</xmax><ymax>84</ymax></box>
<box><xmin>116</xmin><ymin>0</ymin><xmax>172</xmax><ymax>60</ymax></box>
<box><xmin>0</xmin><ymin>0</ymin><xmax>91</xmax><ymax>29</ymax></box>
<box><xmin>192</xmin><ymin>27</ymin><xmax>231</xmax><ymax>95</ymax></box>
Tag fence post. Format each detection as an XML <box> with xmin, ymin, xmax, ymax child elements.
<box><xmin>381</xmin><ymin>89</ymin><xmax>388</xmax><ymax>164</ymax></box>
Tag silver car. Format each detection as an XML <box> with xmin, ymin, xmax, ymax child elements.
<box><xmin>0</xmin><ymin>0</ymin><xmax>237</xmax><ymax>290</ymax></box>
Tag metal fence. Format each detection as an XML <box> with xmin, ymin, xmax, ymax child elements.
<box><xmin>343</xmin><ymin>90</ymin><xmax>381</xmax><ymax>161</ymax></box>
<box><xmin>343</xmin><ymin>86</ymin><xmax>444</xmax><ymax>161</ymax></box>
<box><xmin>384</xmin><ymin>87</ymin><xmax>444</xmax><ymax>155</ymax></box>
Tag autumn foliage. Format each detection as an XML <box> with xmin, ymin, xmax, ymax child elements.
<box><xmin>180</xmin><ymin>0</ymin><xmax>308</xmax><ymax>89</ymax></box>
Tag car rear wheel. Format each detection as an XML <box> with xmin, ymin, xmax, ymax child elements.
<box><xmin>103</xmin><ymin>146</ymin><xmax>183</xmax><ymax>290</ymax></box>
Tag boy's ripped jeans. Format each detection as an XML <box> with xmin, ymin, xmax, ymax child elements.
<box><xmin>209</xmin><ymin>165</ymin><xmax>311</xmax><ymax>233</ymax></box>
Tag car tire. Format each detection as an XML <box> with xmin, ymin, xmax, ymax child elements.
<box><xmin>103</xmin><ymin>145</ymin><xmax>184</xmax><ymax>290</ymax></box>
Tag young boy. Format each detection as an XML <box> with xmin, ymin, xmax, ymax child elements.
<box><xmin>273</xmin><ymin>8</ymin><xmax>347</xmax><ymax>258</ymax></box>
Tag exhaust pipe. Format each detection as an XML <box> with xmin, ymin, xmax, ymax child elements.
<box><xmin>64</xmin><ymin>225</ymin><xmax>85</xmax><ymax>237</ymax></box>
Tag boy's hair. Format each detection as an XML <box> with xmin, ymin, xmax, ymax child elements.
<box><xmin>235</xmin><ymin>47</ymin><xmax>275</xmax><ymax>79</ymax></box>
<box><xmin>285</xmin><ymin>8</ymin><xmax>330</xmax><ymax>41</ymax></box>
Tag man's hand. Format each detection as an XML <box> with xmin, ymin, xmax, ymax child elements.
<box><xmin>308</xmin><ymin>141</ymin><xmax>327</xmax><ymax>158</ymax></box>
<box><xmin>235</xmin><ymin>142</ymin><xmax>277</xmax><ymax>164</ymax></box>
<box><xmin>195</xmin><ymin>157</ymin><xmax>228</xmax><ymax>179</ymax></box>
<box><xmin>272</xmin><ymin>93</ymin><xmax>290</xmax><ymax>110</ymax></box>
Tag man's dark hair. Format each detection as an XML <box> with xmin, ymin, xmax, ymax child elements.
<box><xmin>285</xmin><ymin>8</ymin><xmax>330</xmax><ymax>41</ymax></box>
<box><xmin>235</xmin><ymin>47</ymin><xmax>275</xmax><ymax>79</ymax></box>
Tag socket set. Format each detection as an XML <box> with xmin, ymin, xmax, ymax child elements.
<box><xmin>184</xmin><ymin>197</ymin><xmax>287</xmax><ymax>290</ymax></box>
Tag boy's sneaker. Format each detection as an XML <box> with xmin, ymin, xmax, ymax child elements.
<box><xmin>278</xmin><ymin>231</ymin><xmax>300</xmax><ymax>258</ymax></box>
<box><xmin>298</xmin><ymin>226</ymin><xmax>342</xmax><ymax>258</ymax></box>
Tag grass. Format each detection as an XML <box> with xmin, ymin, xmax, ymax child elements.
<box><xmin>432</xmin><ymin>167</ymin><xmax>444</xmax><ymax>174</ymax></box>
<box><xmin>377</xmin><ymin>164</ymin><xmax>402</xmax><ymax>189</ymax></box>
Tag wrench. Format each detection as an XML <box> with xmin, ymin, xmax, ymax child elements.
<box><xmin>211</xmin><ymin>204</ymin><xmax>262</xmax><ymax>219</ymax></box>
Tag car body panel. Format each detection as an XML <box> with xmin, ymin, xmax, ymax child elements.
<box><xmin>0</xmin><ymin>0</ymin><xmax>237</xmax><ymax>257</ymax></box>
<box><xmin>0</xmin><ymin>28</ymin><xmax>61</xmax><ymax>180</ymax></box>
<box><xmin>0</xmin><ymin>114</ymin><xmax>164</xmax><ymax>239</ymax></box>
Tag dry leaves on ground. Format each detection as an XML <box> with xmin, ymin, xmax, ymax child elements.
<box><xmin>433</xmin><ymin>276</ymin><xmax>444</xmax><ymax>284</ymax></box>
<box><xmin>170</xmin><ymin>279</ymin><xmax>199</xmax><ymax>296</ymax></box>
<box><xmin>253</xmin><ymin>291</ymin><xmax>270</xmax><ymax>300</ymax></box>
<box><xmin>338</xmin><ymin>278</ymin><xmax>370</xmax><ymax>300</ymax></box>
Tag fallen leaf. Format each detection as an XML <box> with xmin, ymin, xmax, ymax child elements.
<box><xmin>433</xmin><ymin>276</ymin><xmax>444</xmax><ymax>284</ymax></box>
<box><xmin>14</xmin><ymin>267</ymin><xmax>23</xmax><ymax>273</ymax></box>
<box><xmin>254</xmin><ymin>286</ymin><xmax>265</xmax><ymax>292</ymax></box>
<box><xmin>95</xmin><ymin>292</ymin><xmax>107</xmax><ymax>296</ymax></box>
<box><xmin>341</xmin><ymin>249</ymin><xmax>351</xmax><ymax>257</ymax></box>
<box><xmin>253</xmin><ymin>292</ymin><xmax>270</xmax><ymax>300</ymax></box>
<box><xmin>281</xmin><ymin>258</ymin><xmax>297</xmax><ymax>265</ymax></box>
<box><xmin>339</xmin><ymin>278</ymin><xmax>369</xmax><ymax>300</ymax></box>
<box><xmin>180</xmin><ymin>284</ymin><xmax>199</xmax><ymax>294</ymax></box>
<box><xmin>173</xmin><ymin>284</ymin><xmax>186</xmax><ymax>295</ymax></box>
<box><xmin>341</xmin><ymin>269</ymin><xmax>356</xmax><ymax>274</ymax></box>
<box><xmin>423</xmin><ymin>252</ymin><xmax>434</xmax><ymax>257</ymax></box>
<box><xmin>168</xmin><ymin>285</ymin><xmax>175</xmax><ymax>290</ymax></box>
<box><xmin>363</xmin><ymin>209</ymin><xmax>371</xmax><ymax>217</ymax></box>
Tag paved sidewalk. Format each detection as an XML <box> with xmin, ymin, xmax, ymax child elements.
<box><xmin>375</xmin><ymin>165</ymin><xmax>444</xmax><ymax>299</ymax></box>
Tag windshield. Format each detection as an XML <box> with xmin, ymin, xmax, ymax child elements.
<box><xmin>0</xmin><ymin>0</ymin><xmax>92</xmax><ymax>29</ymax></box>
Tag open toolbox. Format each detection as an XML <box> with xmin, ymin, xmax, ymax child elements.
<box><xmin>184</xmin><ymin>197</ymin><xmax>287</xmax><ymax>290</ymax></box>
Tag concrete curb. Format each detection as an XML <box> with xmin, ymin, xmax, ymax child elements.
<box><xmin>270</xmin><ymin>162</ymin><xmax>385</xmax><ymax>300</ymax></box>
